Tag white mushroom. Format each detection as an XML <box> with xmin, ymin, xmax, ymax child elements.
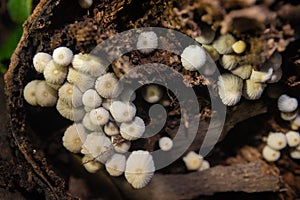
<box><xmin>62</xmin><ymin>123</ymin><xmax>87</xmax><ymax>153</ymax></box>
<box><xmin>242</xmin><ymin>79</ymin><xmax>266</xmax><ymax>100</ymax></box>
<box><xmin>56</xmin><ymin>99</ymin><xmax>85</xmax><ymax>121</ymax></box>
<box><xmin>142</xmin><ymin>84</ymin><xmax>163</xmax><ymax>103</ymax></box>
<box><xmin>58</xmin><ymin>82</ymin><xmax>83</xmax><ymax>108</ymax></box>
<box><xmin>105</xmin><ymin>153</ymin><xmax>126</xmax><ymax>177</ymax></box>
<box><xmin>158</xmin><ymin>137</ymin><xmax>173</xmax><ymax>151</ymax></box>
<box><xmin>182</xmin><ymin>151</ymin><xmax>203</xmax><ymax>171</ymax></box>
<box><xmin>95</xmin><ymin>73</ymin><xmax>123</xmax><ymax>98</ymax></box>
<box><xmin>44</xmin><ymin>60</ymin><xmax>68</xmax><ymax>85</ymax></box>
<box><xmin>230</xmin><ymin>64</ymin><xmax>252</xmax><ymax>79</ymax></box>
<box><xmin>277</xmin><ymin>94</ymin><xmax>298</xmax><ymax>113</ymax></box>
<box><xmin>262</xmin><ymin>145</ymin><xmax>281</xmax><ymax>162</ymax></box>
<box><xmin>110</xmin><ymin>101</ymin><xmax>136</xmax><ymax>123</ymax></box>
<box><xmin>266</xmin><ymin>132</ymin><xmax>287</xmax><ymax>150</ymax></box>
<box><xmin>212</xmin><ymin>33</ymin><xmax>236</xmax><ymax>54</ymax></box>
<box><xmin>89</xmin><ymin>107</ymin><xmax>110</xmax><ymax>126</ymax></box>
<box><xmin>23</xmin><ymin>80</ymin><xmax>41</xmax><ymax>106</ymax></box>
<box><xmin>136</xmin><ymin>31</ymin><xmax>158</xmax><ymax>54</ymax></box>
<box><xmin>36</xmin><ymin>81</ymin><xmax>58</xmax><ymax>107</ymax></box>
<box><xmin>67</xmin><ymin>68</ymin><xmax>96</xmax><ymax>93</ymax></box>
<box><xmin>120</xmin><ymin>117</ymin><xmax>145</xmax><ymax>141</ymax></box>
<box><xmin>72</xmin><ymin>53</ymin><xmax>106</xmax><ymax>77</ymax></box>
<box><xmin>286</xmin><ymin>131</ymin><xmax>300</xmax><ymax>147</ymax></box>
<box><xmin>82</xmin><ymin>154</ymin><xmax>101</xmax><ymax>173</ymax></box>
<box><xmin>33</xmin><ymin>52</ymin><xmax>52</xmax><ymax>73</ymax></box>
<box><xmin>181</xmin><ymin>45</ymin><xmax>207</xmax><ymax>71</ymax></box>
<box><xmin>52</xmin><ymin>46</ymin><xmax>73</xmax><ymax>66</ymax></box>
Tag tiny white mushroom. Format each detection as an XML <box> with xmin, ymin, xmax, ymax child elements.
<box><xmin>56</xmin><ymin>99</ymin><xmax>85</xmax><ymax>121</ymax></box>
<box><xmin>277</xmin><ymin>94</ymin><xmax>298</xmax><ymax>113</ymax></box>
<box><xmin>262</xmin><ymin>145</ymin><xmax>281</xmax><ymax>162</ymax></box>
<box><xmin>181</xmin><ymin>45</ymin><xmax>207</xmax><ymax>71</ymax></box>
<box><xmin>111</xmin><ymin>135</ymin><xmax>131</xmax><ymax>153</ymax></box>
<box><xmin>120</xmin><ymin>117</ymin><xmax>145</xmax><ymax>141</ymax></box>
<box><xmin>212</xmin><ymin>33</ymin><xmax>236</xmax><ymax>54</ymax></box>
<box><xmin>52</xmin><ymin>46</ymin><xmax>73</xmax><ymax>66</ymax></box>
<box><xmin>23</xmin><ymin>80</ymin><xmax>41</xmax><ymax>106</ymax></box>
<box><xmin>125</xmin><ymin>150</ymin><xmax>155</xmax><ymax>189</ymax></box>
<box><xmin>198</xmin><ymin>160</ymin><xmax>210</xmax><ymax>171</ymax></box>
<box><xmin>220</xmin><ymin>54</ymin><xmax>238</xmax><ymax>70</ymax></box>
<box><xmin>158</xmin><ymin>137</ymin><xmax>173</xmax><ymax>151</ymax></box>
<box><xmin>104</xmin><ymin>122</ymin><xmax>119</xmax><ymax>136</ymax></box>
<box><xmin>243</xmin><ymin>79</ymin><xmax>266</xmax><ymax>100</ymax></box>
<box><xmin>286</xmin><ymin>131</ymin><xmax>300</xmax><ymax>147</ymax></box>
<box><xmin>33</xmin><ymin>52</ymin><xmax>52</xmax><ymax>73</ymax></box>
<box><xmin>82</xmin><ymin>155</ymin><xmax>101</xmax><ymax>173</ymax></box>
<box><xmin>44</xmin><ymin>60</ymin><xmax>68</xmax><ymax>85</ymax></box>
<box><xmin>95</xmin><ymin>73</ymin><xmax>123</xmax><ymax>98</ymax></box>
<box><xmin>58</xmin><ymin>82</ymin><xmax>83</xmax><ymax>108</ymax></box>
<box><xmin>82</xmin><ymin>113</ymin><xmax>103</xmax><ymax>132</ymax></box>
<box><xmin>72</xmin><ymin>53</ymin><xmax>106</xmax><ymax>77</ymax></box>
<box><xmin>67</xmin><ymin>68</ymin><xmax>96</xmax><ymax>93</ymax></box>
<box><xmin>250</xmin><ymin>66</ymin><xmax>273</xmax><ymax>83</ymax></box>
<box><xmin>62</xmin><ymin>123</ymin><xmax>87</xmax><ymax>153</ymax></box>
<box><xmin>291</xmin><ymin>115</ymin><xmax>300</xmax><ymax>130</ymax></box>
<box><xmin>142</xmin><ymin>84</ymin><xmax>163</xmax><ymax>103</ymax></box>
<box><xmin>230</xmin><ymin>64</ymin><xmax>252</xmax><ymax>79</ymax></box>
<box><xmin>82</xmin><ymin>89</ymin><xmax>102</xmax><ymax>108</ymax></box>
<box><xmin>266</xmin><ymin>132</ymin><xmax>287</xmax><ymax>150</ymax></box>
<box><xmin>182</xmin><ymin>151</ymin><xmax>203</xmax><ymax>171</ymax></box>
<box><xmin>280</xmin><ymin>111</ymin><xmax>297</xmax><ymax>121</ymax></box>
<box><xmin>36</xmin><ymin>81</ymin><xmax>58</xmax><ymax>107</ymax></box>
<box><xmin>89</xmin><ymin>107</ymin><xmax>110</xmax><ymax>126</ymax></box>
<box><xmin>217</xmin><ymin>74</ymin><xmax>243</xmax><ymax>106</ymax></box>
<box><xmin>136</xmin><ymin>31</ymin><xmax>158</xmax><ymax>54</ymax></box>
<box><xmin>105</xmin><ymin>153</ymin><xmax>126</xmax><ymax>177</ymax></box>
<box><xmin>290</xmin><ymin>149</ymin><xmax>300</xmax><ymax>159</ymax></box>
<box><xmin>110</xmin><ymin>101</ymin><xmax>136</xmax><ymax>123</ymax></box>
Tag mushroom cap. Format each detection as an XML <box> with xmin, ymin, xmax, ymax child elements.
<box><xmin>120</xmin><ymin>117</ymin><xmax>145</xmax><ymax>140</ymax></box>
<box><xmin>82</xmin><ymin>155</ymin><xmax>101</xmax><ymax>173</ymax></box>
<box><xmin>104</xmin><ymin>122</ymin><xmax>119</xmax><ymax>136</ymax></box>
<box><xmin>56</xmin><ymin>99</ymin><xmax>85</xmax><ymax>121</ymax></box>
<box><xmin>52</xmin><ymin>46</ymin><xmax>73</xmax><ymax>66</ymax></box>
<box><xmin>220</xmin><ymin>54</ymin><xmax>238</xmax><ymax>70</ymax></box>
<box><xmin>105</xmin><ymin>153</ymin><xmax>126</xmax><ymax>177</ymax></box>
<box><xmin>111</xmin><ymin>135</ymin><xmax>131</xmax><ymax>153</ymax></box>
<box><xmin>81</xmin><ymin>133</ymin><xmax>113</xmax><ymax>163</ymax></box>
<box><xmin>292</xmin><ymin>115</ymin><xmax>300</xmax><ymax>127</ymax></box>
<box><xmin>217</xmin><ymin>74</ymin><xmax>243</xmax><ymax>106</ymax></box>
<box><xmin>231</xmin><ymin>40</ymin><xmax>247</xmax><ymax>54</ymax></box>
<box><xmin>280</xmin><ymin>111</ymin><xmax>297</xmax><ymax>121</ymax></box>
<box><xmin>250</xmin><ymin>66</ymin><xmax>273</xmax><ymax>83</ymax></box>
<box><xmin>266</xmin><ymin>132</ymin><xmax>287</xmax><ymax>150</ymax></box>
<box><xmin>33</xmin><ymin>52</ymin><xmax>52</xmax><ymax>73</ymax></box>
<box><xmin>195</xmin><ymin>26</ymin><xmax>215</xmax><ymax>45</ymax></box>
<box><xmin>262</xmin><ymin>145</ymin><xmax>281</xmax><ymax>162</ymax></box>
<box><xmin>142</xmin><ymin>84</ymin><xmax>163</xmax><ymax>103</ymax></box>
<box><xmin>243</xmin><ymin>79</ymin><xmax>266</xmax><ymax>100</ymax></box>
<box><xmin>182</xmin><ymin>151</ymin><xmax>203</xmax><ymax>171</ymax></box>
<box><xmin>95</xmin><ymin>73</ymin><xmax>123</xmax><ymax>98</ymax></box>
<box><xmin>44</xmin><ymin>60</ymin><xmax>68</xmax><ymax>85</ymax></box>
<box><xmin>286</xmin><ymin>131</ymin><xmax>300</xmax><ymax>147</ymax></box>
<box><xmin>23</xmin><ymin>80</ymin><xmax>41</xmax><ymax>106</ymax></box>
<box><xmin>181</xmin><ymin>45</ymin><xmax>207</xmax><ymax>71</ymax></box>
<box><xmin>89</xmin><ymin>107</ymin><xmax>110</xmax><ymax>126</ymax></box>
<box><xmin>72</xmin><ymin>53</ymin><xmax>106</xmax><ymax>77</ymax></box>
<box><xmin>201</xmin><ymin>44</ymin><xmax>219</xmax><ymax>61</ymax></box>
<box><xmin>198</xmin><ymin>160</ymin><xmax>210</xmax><ymax>171</ymax></box>
<box><xmin>125</xmin><ymin>150</ymin><xmax>155</xmax><ymax>189</ymax></box>
<box><xmin>158</xmin><ymin>137</ymin><xmax>173</xmax><ymax>151</ymax></box>
<box><xmin>67</xmin><ymin>68</ymin><xmax>96</xmax><ymax>93</ymax></box>
<box><xmin>136</xmin><ymin>31</ymin><xmax>158</xmax><ymax>54</ymax></box>
<box><xmin>58</xmin><ymin>82</ymin><xmax>83</xmax><ymax>108</ymax></box>
<box><xmin>230</xmin><ymin>64</ymin><xmax>252</xmax><ymax>79</ymax></box>
<box><xmin>277</xmin><ymin>94</ymin><xmax>298</xmax><ymax>113</ymax></box>
<box><xmin>290</xmin><ymin>149</ymin><xmax>300</xmax><ymax>159</ymax></box>
<box><xmin>212</xmin><ymin>33</ymin><xmax>236</xmax><ymax>54</ymax></box>
<box><xmin>62</xmin><ymin>123</ymin><xmax>87</xmax><ymax>153</ymax></box>
<box><xmin>82</xmin><ymin>113</ymin><xmax>103</xmax><ymax>132</ymax></box>
<box><xmin>265</xmin><ymin>52</ymin><xmax>282</xmax><ymax>71</ymax></box>
<box><xmin>110</xmin><ymin>101</ymin><xmax>136</xmax><ymax>123</ymax></box>
<box><xmin>78</xmin><ymin>0</ymin><xmax>93</xmax><ymax>8</ymax></box>
<box><xmin>82</xmin><ymin>89</ymin><xmax>102</xmax><ymax>108</ymax></box>
<box><xmin>36</xmin><ymin>81</ymin><xmax>58</xmax><ymax>107</ymax></box>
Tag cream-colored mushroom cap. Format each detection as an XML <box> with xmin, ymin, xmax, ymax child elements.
<box><xmin>125</xmin><ymin>150</ymin><xmax>155</xmax><ymax>189</ymax></box>
<box><xmin>195</xmin><ymin>26</ymin><xmax>215</xmax><ymax>45</ymax></box>
<box><xmin>111</xmin><ymin>135</ymin><xmax>131</xmax><ymax>153</ymax></box>
<box><xmin>95</xmin><ymin>73</ymin><xmax>123</xmax><ymax>99</ymax></box>
<box><xmin>82</xmin><ymin>89</ymin><xmax>102</xmax><ymax>108</ymax></box>
<box><xmin>58</xmin><ymin>82</ymin><xmax>83</xmax><ymax>108</ymax></box>
<box><xmin>82</xmin><ymin>154</ymin><xmax>101</xmax><ymax>173</ymax></box>
<box><xmin>104</xmin><ymin>122</ymin><xmax>119</xmax><ymax>136</ymax></box>
<box><xmin>136</xmin><ymin>31</ymin><xmax>158</xmax><ymax>54</ymax></box>
<box><xmin>230</xmin><ymin>64</ymin><xmax>252</xmax><ymax>79</ymax></box>
<box><xmin>243</xmin><ymin>79</ymin><xmax>266</xmax><ymax>100</ymax></box>
<box><xmin>52</xmin><ymin>46</ymin><xmax>73</xmax><ymax>66</ymax></box>
<box><xmin>217</xmin><ymin>74</ymin><xmax>243</xmax><ymax>106</ymax></box>
<box><xmin>62</xmin><ymin>123</ymin><xmax>87</xmax><ymax>153</ymax></box>
<box><xmin>266</xmin><ymin>132</ymin><xmax>287</xmax><ymax>150</ymax></box>
<box><xmin>33</xmin><ymin>52</ymin><xmax>52</xmax><ymax>73</ymax></box>
<box><xmin>181</xmin><ymin>45</ymin><xmax>207</xmax><ymax>71</ymax></box>
<box><xmin>220</xmin><ymin>55</ymin><xmax>238</xmax><ymax>70</ymax></box>
<box><xmin>198</xmin><ymin>160</ymin><xmax>210</xmax><ymax>171</ymax></box>
<box><xmin>82</xmin><ymin>113</ymin><xmax>103</xmax><ymax>132</ymax></box>
<box><xmin>36</xmin><ymin>81</ymin><xmax>58</xmax><ymax>107</ymax></box>
<box><xmin>286</xmin><ymin>131</ymin><xmax>300</xmax><ymax>147</ymax></box>
<box><xmin>262</xmin><ymin>145</ymin><xmax>280</xmax><ymax>162</ymax></box>
<box><xmin>105</xmin><ymin>153</ymin><xmax>126</xmax><ymax>177</ymax></box>
<box><xmin>201</xmin><ymin>44</ymin><xmax>219</xmax><ymax>61</ymax></box>
<box><xmin>232</xmin><ymin>40</ymin><xmax>247</xmax><ymax>54</ymax></box>
<box><xmin>110</xmin><ymin>101</ymin><xmax>136</xmax><ymax>123</ymax></box>
<box><xmin>56</xmin><ymin>99</ymin><xmax>85</xmax><ymax>121</ymax></box>
<box><xmin>158</xmin><ymin>137</ymin><xmax>173</xmax><ymax>151</ymax></box>
<box><xmin>277</xmin><ymin>94</ymin><xmax>298</xmax><ymax>113</ymax></box>
<box><xmin>142</xmin><ymin>84</ymin><xmax>163</xmax><ymax>104</ymax></box>
<box><xmin>44</xmin><ymin>60</ymin><xmax>68</xmax><ymax>85</ymax></box>
<box><xmin>290</xmin><ymin>149</ymin><xmax>300</xmax><ymax>159</ymax></box>
<box><xmin>182</xmin><ymin>151</ymin><xmax>203</xmax><ymax>171</ymax></box>
<box><xmin>72</xmin><ymin>53</ymin><xmax>106</xmax><ymax>77</ymax></box>
<box><xmin>250</xmin><ymin>66</ymin><xmax>273</xmax><ymax>83</ymax></box>
<box><xmin>89</xmin><ymin>107</ymin><xmax>110</xmax><ymax>126</ymax></box>
<box><xmin>280</xmin><ymin>111</ymin><xmax>297</xmax><ymax>121</ymax></box>
<box><xmin>120</xmin><ymin>117</ymin><xmax>145</xmax><ymax>141</ymax></box>
<box><xmin>67</xmin><ymin>68</ymin><xmax>96</xmax><ymax>93</ymax></box>
<box><xmin>23</xmin><ymin>80</ymin><xmax>41</xmax><ymax>106</ymax></box>
<box><xmin>212</xmin><ymin>33</ymin><xmax>236</xmax><ymax>54</ymax></box>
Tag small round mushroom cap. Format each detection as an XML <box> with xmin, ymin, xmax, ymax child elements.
<box><xmin>230</xmin><ymin>64</ymin><xmax>252</xmax><ymax>79</ymax></box>
<box><xmin>110</xmin><ymin>101</ymin><xmax>136</xmax><ymax>123</ymax></box>
<box><xmin>220</xmin><ymin>55</ymin><xmax>238</xmax><ymax>70</ymax></box>
<box><xmin>89</xmin><ymin>107</ymin><xmax>110</xmax><ymax>126</ymax></box>
<box><xmin>280</xmin><ymin>111</ymin><xmax>297</xmax><ymax>121</ymax></box>
<box><xmin>217</xmin><ymin>74</ymin><xmax>243</xmax><ymax>106</ymax></box>
<box><xmin>104</xmin><ymin>122</ymin><xmax>119</xmax><ymax>136</ymax></box>
<box><xmin>62</xmin><ymin>123</ymin><xmax>87</xmax><ymax>153</ymax></box>
<box><xmin>33</xmin><ymin>52</ymin><xmax>52</xmax><ymax>73</ymax></box>
<box><xmin>105</xmin><ymin>153</ymin><xmax>126</xmax><ymax>177</ymax></box>
<box><xmin>82</xmin><ymin>155</ymin><xmax>101</xmax><ymax>173</ymax></box>
<box><xmin>67</xmin><ymin>68</ymin><xmax>96</xmax><ymax>93</ymax></box>
<box><xmin>182</xmin><ymin>151</ymin><xmax>203</xmax><ymax>171</ymax></box>
<box><xmin>95</xmin><ymin>73</ymin><xmax>123</xmax><ymax>98</ymax></box>
<box><xmin>262</xmin><ymin>145</ymin><xmax>280</xmax><ymax>162</ymax></box>
<box><xmin>290</xmin><ymin>149</ymin><xmax>300</xmax><ymax>159</ymax></box>
<box><xmin>36</xmin><ymin>81</ymin><xmax>58</xmax><ymax>107</ymax></box>
<box><xmin>125</xmin><ymin>150</ymin><xmax>155</xmax><ymax>189</ymax></box>
<box><xmin>82</xmin><ymin>113</ymin><xmax>103</xmax><ymax>132</ymax></box>
<box><xmin>243</xmin><ymin>79</ymin><xmax>266</xmax><ymax>100</ymax></box>
<box><xmin>212</xmin><ymin>33</ymin><xmax>236</xmax><ymax>54</ymax></box>
<box><xmin>286</xmin><ymin>131</ymin><xmax>300</xmax><ymax>147</ymax></box>
<box><xmin>158</xmin><ymin>137</ymin><xmax>173</xmax><ymax>151</ymax></box>
<box><xmin>142</xmin><ymin>84</ymin><xmax>163</xmax><ymax>103</ymax></box>
<box><xmin>23</xmin><ymin>80</ymin><xmax>41</xmax><ymax>106</ymax></box>
<box><xmin>267</xmin><ymin>68</ymin><xmax>282</xmax><ymax>83</ymax></box>
<box><xmin>78</xmin><ymin>0</ymin><xmax>93</xmax><ymax>8</ymax></box>
<box><xmin>266</xmin><ymin>132</ymin><xmax>287</xmax><ymax>150</ymax></box>
<box><xmin>58</xmin><ymin>82</ymin><xmax>83</xmax><ymax>108</ymax></box>
<box><xmin>111</xmin><ymin>135</ymin><xmax>131</xmax><ymax>153</ymax></box>
<box><xmin>198</xmin><ymin>160</ymin><xmax>210</xmax><ymax>171</ymax></box>
<box><xmin>201</xmin><ymin>44</ymin><xmax>219</xmax><ymax>61</ymax></box>
<box><xmin>82</xmin><ymin>89</ymin><xmax>102</xmax><ymax>108</ymax></box>
<box><xmin>277</xmin><ymin>94</ymin><xmax>298</xmax><ymax>113</ymax></box>
<box><xmin>181</xmin><ymin>45</ymin><xmax>207</xmax><ymax>71</ymax></box>
<box><xmin>72</xmin><ymin>53</ymin><xmax>106</xmax><ymax>77</ymax></box>
<box><xmin>52</xmin><ymin>46</ymin><xmax>73</xmax><ymax>66</ymax></box>
<box><xmin>292</xmin><ymin>115</ymin><xmax>300</xmax><ymax>127</ymax></box>
<box><xmin>250</xmin><ymin>66</ymin><xmax>273</xmax><ymax>83</ymax></box>
<box><xmin>265</xmin><ymin>52</ymin><xmax>282</xmax><ymax>71</ymax></box>
<box><xmin>195</xmin><ymin>26</ymin><xmax>215</xmax><ymax>45</ymax></box>
<box><xmin>136</xmin><ymin>31</ymin><xmax>158</xmax><ymax>54</ymax></box>
<box><xmin>231</xmin><ymin>40</ymin><xmax>247</xmax><ymax>54</ymax></box>
<box><xmin>44</xmin><ymin>60</ymin><xmax>68</xmax><ymax>85</ymax></box>
<box><xmin>56</xmin><ymin>99</ymin><xmax>85</xmax><ymax>121</ymax></box>
<box><xmin>81</xmin><ymin>133</ymin><xmax>113</xmax><ymax>163</ymax></box>
<box><xmin>120</xmin><ymin>117</ymin><xmax>145</xmax><ymax>140</ymax></box>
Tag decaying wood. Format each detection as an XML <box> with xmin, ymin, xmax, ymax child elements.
<box><xmin>112</xmin><ymin>161</ymin><xmax>281</xmax><ymax>200</ymax></box>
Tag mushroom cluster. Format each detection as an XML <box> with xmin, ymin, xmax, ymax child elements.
<box><xmin>262</xmin><ymin>94</ymin><xmax>300</xmax><ymax>161</ymax></box>
<box><xmin>182</xmin><ymin>151</ymin><xmax>210</xmax><ymax>171</ymax></box>
<box><xmin>181</xmin><ymin>26</ymin><xmax>283</xmax><ymax>106</ymax></box>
